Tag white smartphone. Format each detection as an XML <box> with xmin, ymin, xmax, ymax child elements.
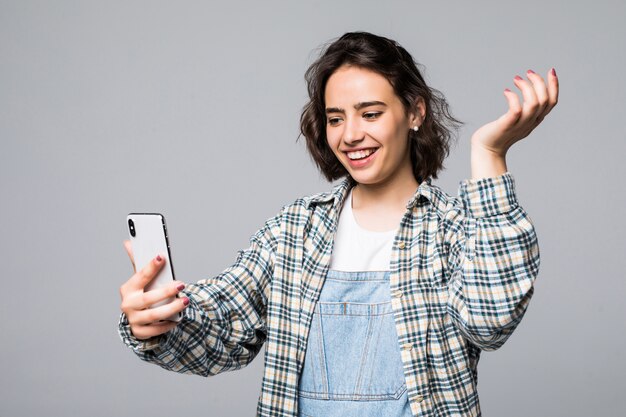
<box><xmin>126</xmin><ymin>213</ymin><xmax>182</xmax><ymax>322</ymax></box>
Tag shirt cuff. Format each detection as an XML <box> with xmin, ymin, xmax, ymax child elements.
<box><xmin>118</xmin><ymin>312</ymin><xmax>164</xmax><ymax>352</ymax></box>
<box><xmin>458</xmin><ymin>172</ymin><xmax>518</xmax><ymax>218</ymax></box>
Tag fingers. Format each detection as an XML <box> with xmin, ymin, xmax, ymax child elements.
<box><xmin>508</xmin><ymin>67</ymin><xmax>559</xmax><ymax>128</ymax></box>
<box><xmin>123</xmin><ymin>281</ymin><xmax>186</xmax><ymax>311</ymax></box>
<box><xmin>123</xmin><ymin>240</ymin><xmax>136</xmax><ymax>273</ymax></box>
<box><xmin>547</xmin><ymin>67</ymin><xmax>559</xmax><ymax>108</ymax></box>
<box><xmin>127</xmin><ymin>254</ymin><xmax>166</xmax><ymax>292</ymax></box>
<box><xmin>128</xmin><ymin>296</ymin><xmax>190</xmax><ymax>327</ymax></box>
<box><xmin>501</xmin><ymin>88</ymin><xmax>523</xmax><ymax>127</ymax></box>
<box><xmin>527</xmin><ymin>68</ymin><xmax>559</xmax><ymax>124</ymax></box>
<box><xmin>512</xmin><ymin>73</ymin><xmax>540</xmax><ymax>123</ymax></box>
<box><xmin>526</xmin><ymin>70</ymin><xmax>549</xmax><ymax>116</ymax></box>
<box><xmin>131</xmin><ymin>320</ymin><xmax>179</xmax><ymax>340</ymax></box>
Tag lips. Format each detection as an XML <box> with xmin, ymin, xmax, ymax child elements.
<box><xmin>344</xmin><ymin>147</ymin><xmax>379</xmax><ymax>160</ymax></box>
<box><xmin>344</xmin><ymin>147</ymin><xmax>379</xmax><ymax>168</ymax></box>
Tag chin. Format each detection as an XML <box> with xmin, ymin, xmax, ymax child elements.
<box><xmin>348</xmin><ymin>172</ymin><xmax>380</xmax><ymax>185</ymax></box>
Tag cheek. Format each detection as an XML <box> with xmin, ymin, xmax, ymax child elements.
<box><xmin>380</xmin><ymin>132</ymin><xmax>410</xmax><ymax>162</ymax></box>
<box><xmin>326</xmin><ymin>129</ymin><xmax>341</xmax><ymax>150</ymax></box>
<box><xmin>369</xmin><ymin>121</ymin><xmax>406</xmax><ymax>146</ymax></box>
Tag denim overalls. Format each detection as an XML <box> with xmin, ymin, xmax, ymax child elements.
<box><xmin>297</xmin><ymin>269</ymin><xmax>413</xmax><ymax>417</ymax></box>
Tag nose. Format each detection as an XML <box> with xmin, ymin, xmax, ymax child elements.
<box><xmin>342</xmin><ymin>116</ymin><xmax>364</xmax><ymax>145</ymax></box>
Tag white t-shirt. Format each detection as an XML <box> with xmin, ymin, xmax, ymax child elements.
<box><xmin>329</xmin><ymin>187</ymin><xmax>398</xmax><ymax>272</ymax></box>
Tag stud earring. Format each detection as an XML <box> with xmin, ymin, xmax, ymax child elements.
<box><xmin>412</xmin><ymin>125</ymin><xmax>419</xmax><ymax>132</ymax></box>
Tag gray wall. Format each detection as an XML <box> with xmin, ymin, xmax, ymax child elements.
<box><xmin>1</xmin><ymin>1</ymin><xmax>624</xmax><ymax>416</ymax></box>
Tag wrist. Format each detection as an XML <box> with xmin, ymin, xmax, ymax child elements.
<box><xmin>470</xmin><ymin>144</ymin><xmax>508</xmax><ymax>180</ymax></box>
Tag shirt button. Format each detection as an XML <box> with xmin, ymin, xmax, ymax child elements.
<box><xmin>393</xmin><ymin>290</ymin><xmax>403</xmax><ymax>298</ymax></box>
<box><xmin>402</xmin><ymin>343</ymin><xmax>412</xmax><ymax>351</ymax></box>
<box><xmin>397</xmin><ymin>241</ymin><xmax>406</xmax><ymax>249</ymax></box>
<box><xmin>415</xmin><ymin>395</ymin><xmax>424</xmax><ymax>402</ymax></box>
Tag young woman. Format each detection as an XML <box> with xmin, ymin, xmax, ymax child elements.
<box><xmin>119</xmin><ymin>32</ymin><xmax>558</xmax><ymax>417</ymax></box>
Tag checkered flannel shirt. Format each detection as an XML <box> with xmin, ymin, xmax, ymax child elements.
<box><xmin>119</xmin><ymin>171</ymin><xmax>539</xmax><ymax>416</ymax></box>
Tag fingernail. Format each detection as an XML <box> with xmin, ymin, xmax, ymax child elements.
<box><xmin>177</xmin><ymin>284</ymin><xmax>185</xmax><ymax>291</ymax></box>
<box><xmin>504</xmin><ymin>88</ymin><xmax>511</xmax><ymax>92</ymax></box>
<box><xmin>551</xmin><ymin>67</ymin><xmax>557</xmax><ymax>77</ymax></box>
<box><xmin>514</xmin><ymin>75</ymin><xmax>523</xmax><ymax>81</ymax></box>
<box><xmin>156</xmin><ymin>255</ymin><xmax>162</xmax><ymax>262</ymax></box>
<box><xmin>527</xmin><ymin>69</ymin><xmax>535</xmax><ymax>75</ymax></box>
<box><xmin>182</xmin><ymin>297</ymin><xmax>190</xmax><ymax>306</ymax></box>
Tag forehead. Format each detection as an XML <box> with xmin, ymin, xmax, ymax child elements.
<box><xmin>324</xmin><ymin>65</ymin><xmax>398</xmax><ymax>104</ymax></box>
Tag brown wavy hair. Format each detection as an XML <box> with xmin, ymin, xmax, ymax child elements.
<box><xmin>298</xmin><ymin>31</ymin><xmax>463</xmax><ymax>183</ymax></box>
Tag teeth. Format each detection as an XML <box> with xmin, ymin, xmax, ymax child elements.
<box><xmin>347</xmin><ymin>148</ymin><xmax>376</xmax><ymax>160</ymax></box>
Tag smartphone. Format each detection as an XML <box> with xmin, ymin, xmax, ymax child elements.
<box><xmin>126</xmin><ymin>213</ymin><xmax>182</xmax><ymax>322</ymax></box>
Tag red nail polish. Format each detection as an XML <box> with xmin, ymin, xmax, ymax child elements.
<box><xmin>504</xmin><ymin>88</ymin><xmax>511</xmax><ymax>92</ymax></box>
<box><xmin>156</xmin><ymin>255</ymin><xmax>162</xmax><ymax>262</ymax></box>
<box><xmin>183</xmin><ymin>297</ymin><xmax>190</xmax><ymax>306</ymax></box>
<box><xmin>551</xmin><ymin>68</ymin><xmax>557</xmax><ymax>77</ymax></box>
<box><xmin>177</xmin><ymin>284</ymin><xmax>185</xmax><ymax>291</ymax></box>
<box><xmin>527</xmin><ymin>69</ymin><xmax>535</xmax><ymax>74</ymax></box>
<box><xmin>514</xmin><ymin>75</ymin><xmax>523</xmax><ymax>81</ymax></box>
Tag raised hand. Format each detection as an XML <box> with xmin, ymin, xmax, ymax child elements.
<box><xmin>471</xmin><ymin>68</ymin><xmax>559</xmax><ymax>178</ymax></box>
<box><xmin>471</xmin><ymin>68</ymin><xmax>559</xmax><ymax>157</ymax></box>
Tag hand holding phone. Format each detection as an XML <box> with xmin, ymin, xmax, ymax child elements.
<box><xmin>119</xmin><ymin>213</ymin><xmax>189</xmax><ymax>340</ymax></box>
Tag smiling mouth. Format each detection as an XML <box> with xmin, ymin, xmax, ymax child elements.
<box><xmin>345</xmin><ymin>148</ymin><xmax>379</xmax><ymax>160</ymax></box>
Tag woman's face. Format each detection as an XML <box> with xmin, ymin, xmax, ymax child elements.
<box><xmin>324</xmin><ymin>65</ymin><xmax>422</xmax><ymax>187</ymax></box>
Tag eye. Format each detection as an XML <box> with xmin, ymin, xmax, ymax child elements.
<box><xmin>327</xmin><ymin>116</ymin><xmax>343</xmax><ymax>126</ymax></box>
<box><xmin>363</xmin><ymin>112</ymin><xmax>382</xmax><ymax>120</ymax></box>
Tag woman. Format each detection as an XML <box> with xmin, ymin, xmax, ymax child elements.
<box><xmin>119</xmin><ymin>32</ymin><xmax>558</xmax><ymax>416</ymax></box>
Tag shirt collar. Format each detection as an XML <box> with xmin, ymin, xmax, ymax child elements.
<box><xmin>304</xmin><ymin>175</ymin><xmax>448</xmax><ymax>214</ymax></box>
<box><xmin>303</xmin><ymin>176</ymin><xmax>356</xmax><ymax>212</ymax></box>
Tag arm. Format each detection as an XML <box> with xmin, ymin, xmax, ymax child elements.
<box><xmin>118</xmin><ymin>210</ymin><xmax>282</xmax><ymax>377</ymax></box>
<box><xmin>444</xmin><ymin>172</ymin><xmax>539</xmax><ymax>351</ymax></box>
<box><xmin>442</xmin><ymin>68</ymin><xmax>558</xmax><ymax>350</ymax></box>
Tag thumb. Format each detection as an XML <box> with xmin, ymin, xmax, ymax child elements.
<box><xmin>123</xmin><ymin>240</ymin><xmax>136</xmax><ymax>273</ymax></box>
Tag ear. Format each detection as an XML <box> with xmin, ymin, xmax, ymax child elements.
<box><xmin>409</xmin><ymin>97</ymin><xmax>426</xmax><ymax>126</ymax></box>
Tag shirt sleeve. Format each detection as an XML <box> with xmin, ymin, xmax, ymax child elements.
<box><xmin>443</xmin><ymin>172</ymin><xmax>540</xmax><ymax>351</ymax></box>
<box><xmin>117</xmin><ymin>209</ymin><xmax>282</xmax><ymax>377</ymax></box>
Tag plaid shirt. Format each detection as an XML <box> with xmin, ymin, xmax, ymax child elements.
<box><xmin>119</xmin><ymin>171</ymin><xmax>539</xmax><ymax>417</ymax></box>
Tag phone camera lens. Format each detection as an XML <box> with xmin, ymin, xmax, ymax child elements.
<box><xmin>128</xmin><ymin>219</ymin><xmax>136</xmax><ymax>237</ymax></box>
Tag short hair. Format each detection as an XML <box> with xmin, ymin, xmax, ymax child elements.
<box><xmin>298</xmin><ymin>31</ymin><xmax>463</xmax><ymax>183</ymax></box>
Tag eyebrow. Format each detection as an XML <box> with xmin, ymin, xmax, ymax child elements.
<box><xmin>325</xmin><ymin>100</ymin><xmax>387</xmax><ymax>114</ymax></box>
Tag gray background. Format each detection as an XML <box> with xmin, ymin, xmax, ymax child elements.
<box><xmin>1</xmin><ymin>0</ymin><xmax>624</xmax><ymax>416</ymax></box>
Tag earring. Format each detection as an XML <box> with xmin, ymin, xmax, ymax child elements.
<box><xmin>412</xmin><ymin>125</ymin><xmax>419</xmax><ymax>132</ymax></box>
